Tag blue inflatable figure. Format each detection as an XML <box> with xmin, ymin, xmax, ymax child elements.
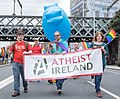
<box><xmin>42</xmin><ymin>3</ymin><xmax>71</xmax><ymax>42</ymax></box>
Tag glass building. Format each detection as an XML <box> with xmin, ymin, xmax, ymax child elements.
<box><xmin>70</xmin><ymin>0</ymin><xmax>119</xmax><ymax>18</ymax></box>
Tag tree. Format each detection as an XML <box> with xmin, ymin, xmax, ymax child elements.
<box><xmin>108</xmin><ymin>9</ymin><xmax>120</xmax><ymax>66</ymax></box>
<box><xmin>109</xmin><ymin>9</ymin><xmax>120</xmax><ymax>34</ymax></box>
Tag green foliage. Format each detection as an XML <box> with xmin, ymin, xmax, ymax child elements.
<box><xmin>108</xmin><ymin>9</ymin><xmax>120</xmax><ymax>35</ymax></box>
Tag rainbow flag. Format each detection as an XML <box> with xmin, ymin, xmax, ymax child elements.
<box><xmin>1</xmin><ymin>47</ymin><xmax>5</xmax><ymax>57</ymax></box>
<box><xmin>41</xmin><ymin>47</ymin><xmax>46</xmax><ymax>54</ymax></box>
<box><xmin>82</xmin><ymin>42</ymin><xmax>91</xmax><ymax>49</ymax></box>
<box><xmin>106</xmin><ymin>29</ymin><xmax>116</xmax><ymax>44</ymax></box>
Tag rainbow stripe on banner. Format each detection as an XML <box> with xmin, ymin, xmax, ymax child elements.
<box><xmin>106</xmin><ymin>29</ymin><xmax>116</xmax><ymax>44</ymax></box>
<box><xmin>82</xmin><ymin>42</ymin><xmax>91</xmax><ymax>49</ymax></box>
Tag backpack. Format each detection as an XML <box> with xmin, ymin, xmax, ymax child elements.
<box><xmin>12</xmin><ymin>41</ymin><xmax>28</xmax><ymax>52</ymax></box>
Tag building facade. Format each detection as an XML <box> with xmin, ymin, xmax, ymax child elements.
<box><xmin>70</xmin><ymin>0</ymin><xmax>120</xmax><ymax>65</ymax></box>
<box><xmin>71</xmin><ymin>0</ymin><xmax>119</xmax><ymax>18</ymax></box>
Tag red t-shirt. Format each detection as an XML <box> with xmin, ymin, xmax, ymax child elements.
<box><xmin>9</xmin><ymin>41</ymin><xmax>32</xmax><ymax>64</ymax></box>
<box><xmin>32</xmin><ymin>44</ymin><xmax>41</xmax><ymax>54</ymax></box>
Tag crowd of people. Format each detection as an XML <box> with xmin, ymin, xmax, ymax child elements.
<box><xmin>6</xmin><ymin>29</ymin><xmax>109</xmax><ymax>98</ymax></box>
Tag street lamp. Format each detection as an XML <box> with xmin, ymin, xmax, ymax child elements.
<box><xmin>92</xmin><ymin>0</ymin><xmax>95</xmax><ymax>36</ymax></box>
<box><xmin>83</xmin><ymin>0</ymin><xmax>89</xmax><ymax>17</ymax></box>
<box><xmin>83</xmin><ymin>0</ymin><xmax>89</xmax><ymax>27</ymax></box>
<box><xmin>17</xmin><ymin>0</ymin><xmax>22</xmax><ymax>15</ymax></box>
<box><xmin>12</xmin><ymin>0</ymin><xmax>22</xmax><ymax>15</ymax></box>
<box><xmin>12</xmin><ymin>0</ymin><xmax>16</xmax><ymax>15</ymax></box>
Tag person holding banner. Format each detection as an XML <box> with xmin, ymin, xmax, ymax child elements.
<box><xmin>47</xmin><ymin>44</ymin><xmax>56</xmax><ymax>84</ymax></box>
<box><xmin>30</xmin><ymin>38</ymin><xmax>42</xmax><ymax>82</ymax></box>
<box><xmin>72</xmin><ymin>42</ymin><xmax>81</xmax><ymax>79</ymax></box>
<box><xmin>8</xmin><ymin>30</ymin><xmax>32</xmax><ymax>97</ymax></box>
<box><xmin>90</xmin><ymin>32</ymin><xmax>108</xmax><ymax>98</ymax></box>
<box><xmin>48</xmin><ymin>31</ymin><xmax>68</xmax><ymax>95</ymax></box>
<box><xmin>32</xmin><ymin>38</ymin><xmax>42</xmax><ymax>54</ymax></box>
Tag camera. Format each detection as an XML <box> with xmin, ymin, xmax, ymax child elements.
<box><xmin>49</xmin><ymin>44</ymin><xmax>53</xmax><ymax>47</ymax></box>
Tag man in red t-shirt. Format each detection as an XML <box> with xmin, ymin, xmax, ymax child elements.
<box><xmin>9</xmin><ymin>30</ymin><xmax>32</xmax><ymax>97</ymax></box>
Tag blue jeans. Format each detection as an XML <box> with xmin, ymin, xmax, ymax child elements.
<box><xmin>12</xmin><ymin>62</ymin><xmax>28</xmax><ymax>93</ymax></box>
<box><xmin>56</xmin><ymin>79</ymin><xmax>65</xmax><ymax>90</ymax></box>
<box><xmin>95</xmin><ymin>65</ymin><xmax>105</xmax><ymax>93</ymax></box>
<box><xmin>95</xmin><ymin>75</ymin><xmax>102</xmax><ymax>93</ymax></box>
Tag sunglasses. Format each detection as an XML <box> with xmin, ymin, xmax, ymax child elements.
<box><xmin>54</xmin><ymin>35</ymin><xmax>60</xmax><ymax>37</ymax></box>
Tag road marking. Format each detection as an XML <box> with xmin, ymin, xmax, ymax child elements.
<box><xmin>87</xmin><ymin>81</ymin><xmax>120</xmax><ymax>99</ymax></box>
<box><xmin>0</xmin><ymin>75</ymin><xmax>13</xmax><ymax>89</ymax></box>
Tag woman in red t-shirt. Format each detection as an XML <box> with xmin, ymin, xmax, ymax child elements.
<box><xmin>32</xmin><ymin>38</ymin><xmax>42</xmax><ymax>54</ymax></box>
<box><xmin>30</xmin><ymin>38</ymin><xmax>42</xmax><ymax>82</ymax></box>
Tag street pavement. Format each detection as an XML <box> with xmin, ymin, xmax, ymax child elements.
<box><xmin>0</xmin><ymin>64</ymin><xmax>120</xmax><ymax>99</ymax></box>
<box><xmin>106</xmin><ymin>65</ymin><xmax>120</xmax><ymax>70</ymax></box>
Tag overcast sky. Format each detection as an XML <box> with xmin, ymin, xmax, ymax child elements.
<box><xmin>0</xmin><ymin>0</ymin><xmax>70</xmax><ymax>16</ymax></box>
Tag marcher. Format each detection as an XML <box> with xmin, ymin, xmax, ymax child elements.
<box><xmin>5</xmin><ymin>53</ymin><xmax>8</xmax><ymax>64</ymax></box>
<box><xmin>30</xmin><ymin>38</ymin><xmax>42</xmax><ymax>82</ymax></box>
<box><xmin>72</xmin><ymin>42</ymin><xmax>80</xmax><ymax>79</ymax></box>
<box><xmin>74</xmin><ymin>42</ymin><xmax>79</xmax><ymax>51</ymax></box>
<box><xmin>91</xmin><ymin>76</ymin><xmax>94</xmax><ymax>82</ymax></box>
<box><xmin>90</xmin><ymin>32</ymin><xmax>108</xmax><ymax>98</ymax></box>
<box><xmin>47</xmin><ymin>44</ymin><xmax>56</xmax><ymax>84</ymax></box>
<box><xmin>81</xmin><ymin>39</ymin><xmax>94</xmax><ymax>82</ymax></box>
<box><xmin>8</xmin><ymin>30</ymin><xmax>32</xmax><ymax>97</ymax></box>
<box><xmin>48</xmin><ymin>31</ymin><xmax>68</xmax><ymax>95</ymax></box>
<box><xmin>112</xmin><ymin>57</ymin><xmax>116</xmax><ymax>65</ymax></box>
<box><xmin>32</xmin><ymin>38</ymin><xmax>42</xmax><ymax>54</ymax></box>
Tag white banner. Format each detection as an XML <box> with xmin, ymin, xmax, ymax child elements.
<box><xmin>24</xmin><ymin>48</ymin><xmax>103</xmax><ymax>80</ymax></box>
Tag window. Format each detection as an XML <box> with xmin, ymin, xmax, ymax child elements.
<box><xmin>95</xmin><ymin>10</ymin><xmax>99</xmax><ymax>17</ymax></box>
<box><xmin>104</xmin><ymin>13</ymin><xmax>107</xmax><ymax>17</ymax></box>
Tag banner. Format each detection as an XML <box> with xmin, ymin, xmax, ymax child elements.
<box><xmin>24</xmin><ymin>48</ymin><xmax>103</xmax><ymax>80</ymax></box>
